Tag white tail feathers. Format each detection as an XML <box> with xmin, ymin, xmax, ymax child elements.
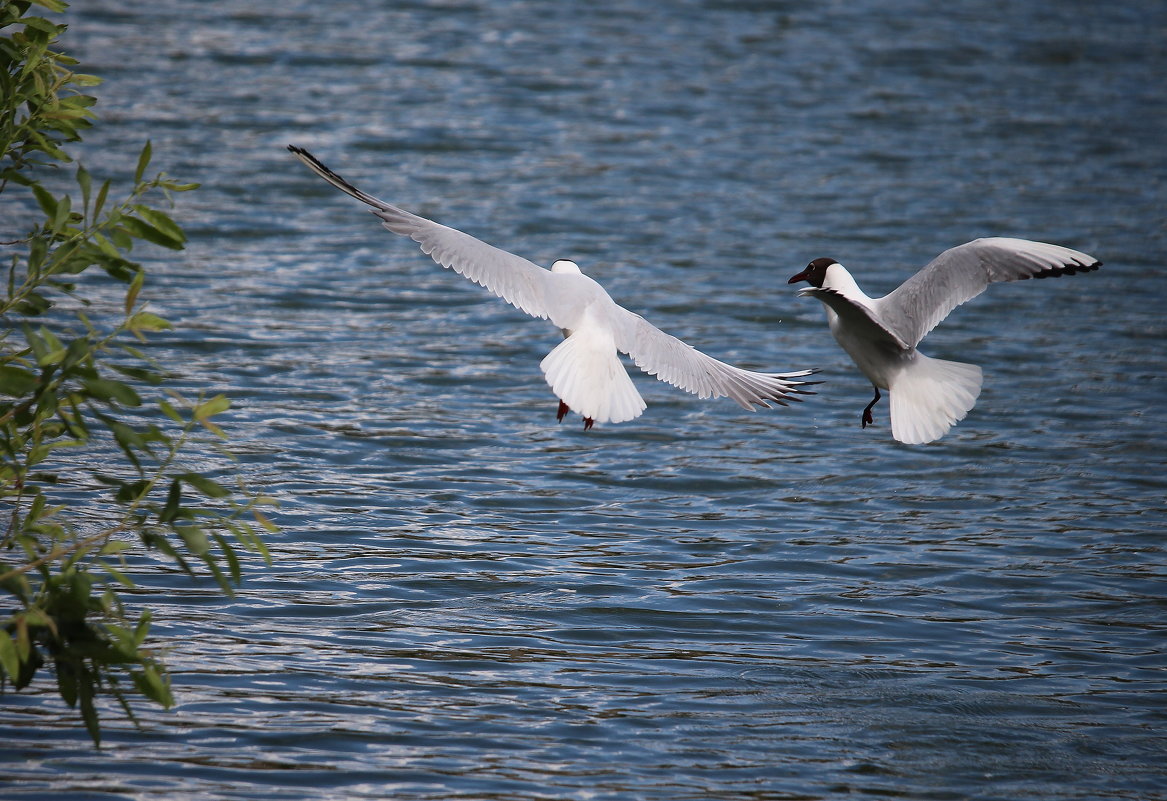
<box><xmin>540</xmin><ymin>331</ymin><xmax>647</xmax><ymax>424</ymax></box>
<box><xmin>889</xmin><ymin>354</ymin><xmax>983</xmax><ymax>444</ymax></box>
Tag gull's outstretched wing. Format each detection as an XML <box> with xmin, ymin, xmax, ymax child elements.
<box><xmin>289</xmin><ymin>145</ymin><xmax>570</xmax><ymax>325</ymax></box>
<box><xmin>876</xmin><ymin>237</ymin><xmax>1100</xmax><ymax>349</ymax></box>
<box><xmin>610</xmin><ymin>306</ymin><xmax>817</xmax><ymax>409</ymax></box>
<box><xmin>798</xmin><ymin>285</ymin><xmax>910</xmax><ymax>351</ymax></box>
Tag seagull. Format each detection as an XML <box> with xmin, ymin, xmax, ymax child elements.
<box><xmin>289</xmin><ymin>145</ymin><xmax>817</xmax><ymax>429</ymax></box>
<box><xmin>788</xmin><ymin>237</ymin><xmax>1100</xmax><ymax>444</ymax></box>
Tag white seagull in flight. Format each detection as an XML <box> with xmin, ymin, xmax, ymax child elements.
<box><xmin>788</xmin><ymin>237</ymin><xmax>1100</xmax><ymax>444</ymax></box>
<box><xmin>289</xmin><ymin>145</ymin><xmax>817</xmax><ymax>429</ymax></box>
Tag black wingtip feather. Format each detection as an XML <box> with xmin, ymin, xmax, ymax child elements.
<box><xmin>1030</xmin><ymin>258</ymin><xmax>1103</xmax><ymax>280</ymax></box>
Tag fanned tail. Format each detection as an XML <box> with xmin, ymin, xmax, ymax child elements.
<box><xmin>889</xmin><ymin>353</ymin><xmax>982</xmax><ymax>444</ymax></box>
<box><xmin>539</xmin><ymin>332</ymin><xmax>646</xmax><ymax>425</ymax></box>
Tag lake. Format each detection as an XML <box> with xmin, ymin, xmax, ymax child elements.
<box><xmin>2</xmin><ymin>0</ymin><xmax>1164</xmax><ymax>799</ymax></box>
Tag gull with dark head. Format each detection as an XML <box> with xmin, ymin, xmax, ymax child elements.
<box><xmin>289</xmin><ymin>145</ymin><xmax>817</xmax><ymax>429</ymax></box>
<box><xmin>789</xmin><ymin>237</ymin><xmax>1100</xmax><ymax>444</ymax></box>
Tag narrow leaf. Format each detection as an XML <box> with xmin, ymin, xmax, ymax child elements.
<box><xmin>194</xmin><ymin>394</ymin><xmax>230</xmax><ymax>420</ymax></box>
<box><xmin>125</xmin><ymin>269</ymin><xmax>144</xmax><ymax>315</ymax></box>
<box><xmin>176</xmin><ymin>524</ymin><xmax>210</xmax><ymax>557</ymax></box>
<box><xmin>32</xmin><ymin>184</ymin><xmax>58</xmax><ymax>218</ymax></box>
<box><xmin>128</xmin><ymin>311</ymin><xmax>171</xmax><ymax>332</ymax></box>
<box><xmin>0</xmin><ymin>630</ymin><xmax>19</xmax><ymax>682</ymax></box>
<box><xmin>133</xmin><ymin>206</ymin><xmax>186</xmax><ymax>246</ymax></box>
<box><xmin>160</xmin><ymin>479</ymin><xmax>181</xmax><ymax>523</ymax></box>
<box><xmin>81</xmin><ymin>377</ymin><xmax>141</xmax><ymax>407</ymax></box>
<box><xmin>119</xmin><ymin>217</ymin><xmax>183</xmax><ymax>250</ymax></box>
<box><xmin>77</xmin><ymin>164</ymin><xmax>92</xmax><ymax>216</ymax></box>
<box><xmin>134</xmin><ymin>664</ymin><xmax>173</xmax><ymax>708</ymax></box>
<box><xmin>80</xmin><ymin>678</ymin><xmax>101</xmax><ymax>746</ymax></box>
<box><xmin>253</xmin><ymin>509</ymin><xmax>280</xmax><ymax>534</ymax></box>
<box><xmin>178</xmin><ymin>472</ymin><xmax>230</xmax><ymax>499</ymax></box>
<box><xmin>158</xmin><ymin>399</ymin><xmax>184</xmax><ymax>423</ymax></box>
<box><xmin>134</xmin><ymin>141</ymin><xmax>152</xmax><ymax>184</ymax></box>
<box><xmin>0</xmin><ymin>365</ymin><xmax>39</xmax><ymax>396</ymax></box>
<box><xmin>93</xmin><ymin>179</ymin><xmax>110</xmax><ymax>219</ymax></box>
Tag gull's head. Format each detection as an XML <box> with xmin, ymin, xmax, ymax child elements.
<box><xmin>551</xmin><ymin>259</ymin><xmax>582</xmax><ymax>275</ymax></box>
<box><xmin>788</xmin><ymin>257</ymin><xmax>837</xmax><ymax>288</ymax></box>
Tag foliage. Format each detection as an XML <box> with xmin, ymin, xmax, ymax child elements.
<box><xmin>1</xmin><ymin>0</ymin><xmax>275</xmax><ymax>745</ymax></box>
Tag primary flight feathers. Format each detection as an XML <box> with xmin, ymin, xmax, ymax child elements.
<box><xmin>289</xmin><ymin>145</ymin><xmax>817</xmax><ymax>428</ymax></box>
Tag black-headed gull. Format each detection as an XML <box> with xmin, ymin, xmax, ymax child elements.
<box><xmin>289</xmin><ymin>145</ymin><xmax>817</xmax><ymax>429</ymax></box>
<box><xmin>788</xmin><ymin>238</ymin><xmax>1100</xmax><ymax>444</ymax></box>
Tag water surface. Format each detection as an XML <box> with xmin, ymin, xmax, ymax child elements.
<box><xmin>2</xmin><ymin>1</ymin><xmax>1164</xmax><ymax>799</ymax></box>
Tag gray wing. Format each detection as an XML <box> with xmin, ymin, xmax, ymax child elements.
<box><xmin>610</xmin><ymin>306</ymin><xmax>817</xmax><ymax>409</ymax></box>
<box><xmin>289</xmin><ymin>145</ymin><xmax>565</xmax><ymax>324</ymax></box>
<box><xmin>799</xmin><ymin>287</ymin><xmax>910</xmax><ymax>350</ymax></box>
<box><xmin>875</xmin><ymin>237</ymin><xmax>1100</xmax><ymax>348</ymax></box>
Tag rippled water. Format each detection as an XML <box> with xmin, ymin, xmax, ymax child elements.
<box><xmin>3</xmin><ymin>1</ymin><xmax>1165</xmax><ymax>799</ymax></box>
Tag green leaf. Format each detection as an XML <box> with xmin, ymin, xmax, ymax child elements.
<box><xmin>34</xmin><ymin>324</ymin><xmax>64</xmax><ymax>361</ymax></box>
<box><xmin>20</xmin><ymin>16</ymin><xmax>63</xmax><ymax>36</ymax></box>
<box><xmin>110</xmin><ymin>225</ymin><xmax>133</xmax><ymax>251</ymax></box>
<box><xmin>194</xmin><ymin>394</ymin><xmax>230</xmax><ymax>420</ymax></box>
<box><xmin>252</xmin><ymin>509</ymin><xmax>280</xmax><ymax>534</ymax></box>
<box><xmin>37</xmin><ymin>346</ymin><xmax>67</xmax><ymax>366</ymax></box>
<box><xmin>77</xmin><ymin>163</ymin><xmax>92</xmax><ymax>217</ymax></box>
<box><xmin>93</xmin><ymin>179</ymin><xmax>110</xmax><ymax>219</ymax></box>
<box><xmin>0</xmin><ymin>565</ymin><xmax>32</xmax><ymax>604</ymax></box>
<box><xmin>201</xmin><ymin>554</ymin><xmax>230</xmax><ymax>596</ymax></box>
<box><xmin>100</xmin><ymin>562</ymin><xmax>135</xmax><ymax>589</ymax></box>
<box><xmin>27</xmin><ymin>493</ymin><xmax>48</xmax><ymax>523</ymax></box>
<box><xmin>128</xmin><ymin>311</ymin><xmax>171</xmax><ymax>332</ymax></box>
<box><xmin>176</xmin><ymin>524</ymin><xmax>210</xmax><ymax>557</ymax></box>
<box><xmin>109</xmin><ymin>425</ymin><xmax>145</xmax><ymax>472</ymax></box>
<box><xmin>178</xmin><ymin>472</ymin><xmax>231</xmax><ymax>498</ymax></box>
<box><xmin>113</xmin><ymin>479</ymin><xmax>150</xmax><ymax>503</ymax></box>
<box><xmin>214</xmin><ymin>532</ymin><xmax>242</xmax><ymax>585</ymax></box>
<box><xmin>134</xmin><ymin>141</ymin><xmax>152</xmax><ymax>184</ymax></box>
<box><xmin>79</xmin><ymin>677</ymin><xmax>101</xmax><ymax>746</ymax></box>
<box><xmin>14</xmin><ymin>616</ymin><xmax>31</xmax><ymax>662</ymax></box>
<box><xmin>14</xmin><ymin>291</ymin><xmax>52</xmax><ymax>316</ymax></box>
<box><xmin>109</xmin><ymin>363</ymin><xmax>163</xmax><ymax>385</ymax></box>
<box><xmin>158</xmin><ymin>399</ymin><xmax>184</xmax><ymax>423</ymax></box>
<box><xmin>0</xmin><ymin>630</ymin><xmax>20</xmax><ymax>682</ymax></box>
<box><xmin>160</xmin><ymin>479</ymin><xmax>181</xmax><ymax>523</ymax></box>
<box><xmin>133</xmin><ymin>664</ymin><xmax>173</xmax><ymax>708</ymax></box>
<box><xmin>32</xmin><ymin>184</ymin><xmax>58</xmax><ymax>218</ymax></box>
<box><xmin>132</xmin><ymin>206</ymin><xmax>186</xmax><ymax>247</ymax></box>
<box><xmin>71</xmin><ymin>73</ymin><xmax>103</xmax><ymax>88</ymax></box>
<box><xmin>119</xmin><ymin>217</ymin><xmax>183</xmax><ymax>250</ymax></box>
<box><xmin>29</xmin><ymin>0</ymin><xmax>70</xmax><ymax>15</ymax></box>
<box><xmin>57</xmin><ymin>661</ymin><xmax>78</xmax><ymax>707</ymax></box>
<box><xmin>124</xmin><ymin>269</ymin><xmax>144</xmax><ymax>314</ymax></box>
<box><xmin>0</xmin><ymin>365</ymin><xmax>39</xmax><ymax>396</ymax></box>
<box><xmin>52</xmin><ymin>194</ymin><xmax>72</xmax><ymax>231</ymax></box>
<box><xmin>82</xmin><ymin>377</ymin><xmax>141</xmax><ymax>407</ymax></box>
<box><xmin>28</xmin><ymin>443</ymin><xmax>51</xmax><ymax>466</ymax></box>
<box><xmin>133</xmin><ymin>610</ymin><xmax>152</xmax><ymax>647</ymax></box>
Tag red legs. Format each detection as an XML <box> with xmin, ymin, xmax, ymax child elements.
<box><xmin>862</xmin><ymin>386</ymin><xmax>881</xmax><ymax>428</ymax></box>
<box><xmin>556</xmin><ymin>400</ymin><xmax>595</xmax><ymax>431</ymax></box>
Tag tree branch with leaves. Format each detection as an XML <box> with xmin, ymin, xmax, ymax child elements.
<box><xmin>1</xmin><ymin>0</ymin><xmax>275</xmax><ymax>745</ymax></box>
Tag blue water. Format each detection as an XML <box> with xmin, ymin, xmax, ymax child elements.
<box><xmin>2</xmin><ymin>1</ymin><xmax>1165</xmax><ymax>799</ymax></box>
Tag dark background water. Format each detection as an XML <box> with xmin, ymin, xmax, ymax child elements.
<box><xmin>2</xmin><ymin>1</ymin><xmax>1165</xmax><ymax>799</ymax></box>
